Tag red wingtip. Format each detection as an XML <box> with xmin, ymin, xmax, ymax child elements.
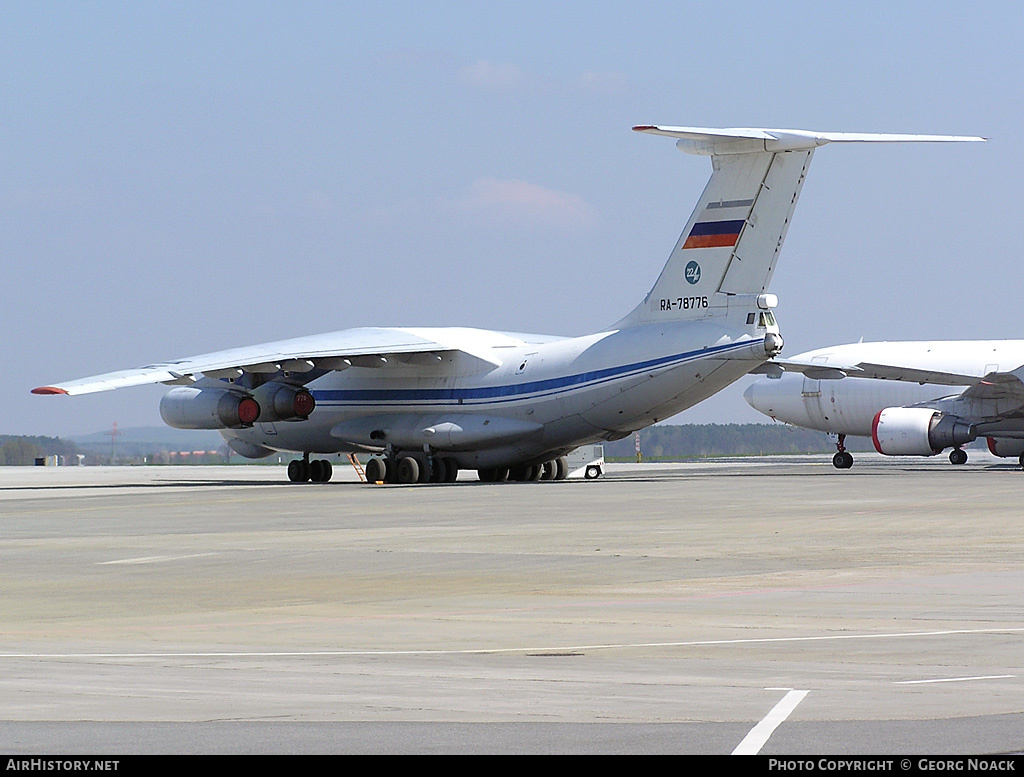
<box><xmin>32</xmin><ymin>386</ymin><xmax>68</xmax><ymax>395</ymax></box>
<box><xmin>632</xmin><ymin>125</ymin><xmax>656</xmax><ymax>132</ymax></box>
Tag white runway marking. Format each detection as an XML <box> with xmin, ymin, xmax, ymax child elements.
<box><xmin>732</xmin><ymin>689</ymin><xmax>808</xmax><ymax>755</ymax></box>
<box><xmin>0</xmin><ymin>626</ymin><xmax>1021</xmax><ymax>659</ymax></box>
<box><xmin>895</xmin><ymin>675</ymin><xmax>1015</xmax><ymax>685</ymax></box>
<box><xmin>98</xmin><ymin>553</ymin><xmax>218</xmax><ymax>565</ymax></box>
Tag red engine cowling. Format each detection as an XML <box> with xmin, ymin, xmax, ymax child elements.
<box><xmin>160</xmin><ymin>387</ymin><xmax>260</xmax><ymax>430</ymax></box>
<box><xmin>871</xmin><ymin>407</ymin><xmax>976</xmax><ymax>456</ymax></box>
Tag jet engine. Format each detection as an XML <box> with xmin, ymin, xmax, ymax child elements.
<box><xmin>225</xmin><ymin>438</ymin><xmax>275</xmax><ymax>459</ymax></box>
<box><xmin>252</xmin><ymin>383</ymin><xmax>315</xmax><ymax>422</ymax></box>
<box><xmin>986</xmin><ymin>437</ymin><xmax>1024</xmax><ymax>459</ymax></box>
<box><xmin>160</xmin><ymin>386</ymin><xmax>261</xmax><ymax>430</ymax></box>
<box><xmin>871</xmin><ymin>407</ymin><xmax>976</xmax><ymax>456</ymax></box>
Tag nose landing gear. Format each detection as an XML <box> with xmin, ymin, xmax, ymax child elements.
<box><xmin>949</xmin><ymin>447</ymin><xmax>968</xmax><ymax>465</ymax></box>
<box><xmin>832</xmin><ymin>435</ymin><xmax>854</xmax><ymax>469</ymax></box>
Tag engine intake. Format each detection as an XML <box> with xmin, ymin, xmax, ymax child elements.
<box><xmin>160</xmin><ymin>387</ymin><xmax>260</xmax><ymax>430</ymax></box>
<box><xmin>871</xmin><ymin>407</ymin><xmax>976</xmax><ymax>456</ymax></box>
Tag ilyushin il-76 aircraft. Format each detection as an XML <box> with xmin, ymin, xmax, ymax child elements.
<box><xmin>33</xmin><ymin>125</ymin><xmax>983</xmax><ymax>484</ymax></box>
<box><xmin>745</xmin><ymin>340</ymin><xmax>1024</xmax><ymax>469</ymax></box>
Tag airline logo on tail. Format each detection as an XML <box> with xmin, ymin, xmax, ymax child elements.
<box><xmin>684</xmin><ymin>261</ymin><xmax>701</xmax><ymax>284</ymax></box>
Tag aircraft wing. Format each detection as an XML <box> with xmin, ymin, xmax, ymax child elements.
<box><xmin>757</xmin><ymin>355</ymin><xmax>1024</xmax><ymax>407</ymax></box>
<box><xmin>752</xmin><ymin>357</ymin><xmax>992</xmax><ymax>386</ymax></box>
<box><xmin>958</xmin><ymin>371</ymin><xmax>1024</xmax><ymax>403</ymax></box>
<box><xmin>749</xmin><ymin>359</ymin><xmax>863</xmax><ymax>381</ymax></box>
<box><xmin>840</xmin><ymin>361</ymin><xmax>985</xmax><ymax>386</ymax></box>
<box><xmin>32</xmin><ymin>326</ymin><xmax>508</xmax><ymax>396</ymax></box>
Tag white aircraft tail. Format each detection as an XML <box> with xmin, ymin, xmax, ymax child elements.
<box><xmin>615</xmin><ymin>125</ymin><xmax>985</xmax><ymax>328</ymax></box>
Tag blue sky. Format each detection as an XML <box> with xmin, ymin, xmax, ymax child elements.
<box><xmin>4</xmin><ymin>1</ymin><xmax>1021</xmax><ymax>436</ymax></box>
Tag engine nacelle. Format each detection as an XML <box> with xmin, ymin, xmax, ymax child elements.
<box><xmin>251</xmin><ymin>383</ymin><xmax>315</xmax><ymax>422</ymax></box>
<box><xmin>871</xmin><ymin>407</ymin><xmax>976</xmax><ymax>456</ymax></box>
<box><xmin>225</xmin><ymin>437</ymin><xmax>275</xmax><ymax>459</ymax></box>
<box><xmin>986</xmin><ymin>437</ymin><xmax>1024</xmax><ymax>458</ymax></box>
<box><xmin>160</xmin><ymin>387</ymin><xmax>260</xmax><ymax>430</ymax></box>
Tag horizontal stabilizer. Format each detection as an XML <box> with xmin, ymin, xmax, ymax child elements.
<box><xmin>633</xmin><ymin>125</ymin><xmax>986</xmax><ymax>155</ymax></box>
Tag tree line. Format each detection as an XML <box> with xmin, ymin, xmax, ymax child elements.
<box><xmin>0</xmin><ymin>435</ymin><xmax>81</xmax><ymax>466</ymax></box>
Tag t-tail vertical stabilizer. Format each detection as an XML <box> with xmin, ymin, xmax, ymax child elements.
<box><xmin>614</xmin><ymin>126</ymin><xmax>986</xmax><ymax>329</ymax></box>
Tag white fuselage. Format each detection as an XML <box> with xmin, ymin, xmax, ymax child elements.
<box><xmin>224</xmin><ymin>316</ymin><xmax>773</xmax><ymax>469</ymax></box>
<box><xmin>744</xmin><ymin>340</ymin><xmax>1024</xmax><ymax>436</ymax></box>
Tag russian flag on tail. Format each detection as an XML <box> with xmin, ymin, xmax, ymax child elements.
<box><xmin>682</xmin><ymin>219</ymin><xmax>745</xmax><ymax>249</ymax></box>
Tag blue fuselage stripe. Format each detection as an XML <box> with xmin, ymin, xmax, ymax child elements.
<box><xmin>311</xmin><ymin>339</ymin><xmax>752</xmax><ymax>406</ymax></box>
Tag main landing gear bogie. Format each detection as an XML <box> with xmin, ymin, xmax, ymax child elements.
<box><xmin>479</xmin><ymin>456</ymin><xmax>570</xmax><ymax>483</ymax></box>
<box><xmin>364</xmin><ymin>452</ymin><xmax>460</xmax><ymax>485</ymax></box>
<box><xmin>292</xmin><ymin>450</ymin><xmax>576</xmax><ymax>486</ymax></box>
<box><xmin>364</xmin><ymin>452</ymin><xmax>573</xmax><ymax>485</ymax></box>
<box><xmin>287</xmin><ymin>454</ymin><xmax>334</xmax><ymax>483</ymax></box>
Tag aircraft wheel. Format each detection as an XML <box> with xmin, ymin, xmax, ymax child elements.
<box><xmin>397</xmin><ymin>455</ymin><xmax>420</xmax><ymax>484</ymax></box>
<box><xmin>1019</xmin><ymin>453</ymin><xmax>1024</xmax><ymax>470</ymax></box>
<box><xmin>430</xmin><ymin>457</ymin><xmax>453</xmax><ymax>483</ymax></box>
<box><xmin>365</xmin><ymin>457</ymin><xmax>387</xmax><ymax>484</ymax></box>
<box><xmin>309</xmin><ymin>459</ymin><xmax>325</xmax><ymax>483</ymax></box>
<box><xmin>287</xmin><ymin>459</ymin><xmax>309</xmax><ymax>482</ymax></box>
<box><xmin>477</xmin><ymin>467</ymin><xmax>495</xmax><ymax>482</ymax></box>
<box><xmin>540</xmin><ymin>460</ymin><xmax>556</xmax><ymax>480</ymax></box>
<box><xmin>428</xmin><ymin>458</ymin><xmax>443</xmax><ymax>483</ymax></box>
<box><xmin>509</xmin><ymin>465</ymin><xmax>540</xmax><ymax>481</ymax></box>
<box><xmin>553</xmin><ymin>456</ymin><xmax>569</xmax><ymax>480</ymax></box>
<box><xmin>317</xmin><ymin>460</ymin><xmax>333</xmax><ymax>482</ymax></box>
<box><xmin>442</xmin><ymin>458</ymin><xmax>459</xmax><ymax>483</ymax></box>
<box><xmin>949</xmin><ymin>448</ymin><xmax>968</xmax><ymax>465</ymax></box>
<box><xmin>832</xmin><ymin>452</ymin><xmax>853</xmax><ymax>469</ymax></box>
<box><xmin>415</xmin><ymin>454</ymin><xmax>431</xmax><ymax>483</ymax></box>
<box><xmin>584</xmin><ymin>465</ymin><xmax>602</xmax><ymax>479</ymax></box>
